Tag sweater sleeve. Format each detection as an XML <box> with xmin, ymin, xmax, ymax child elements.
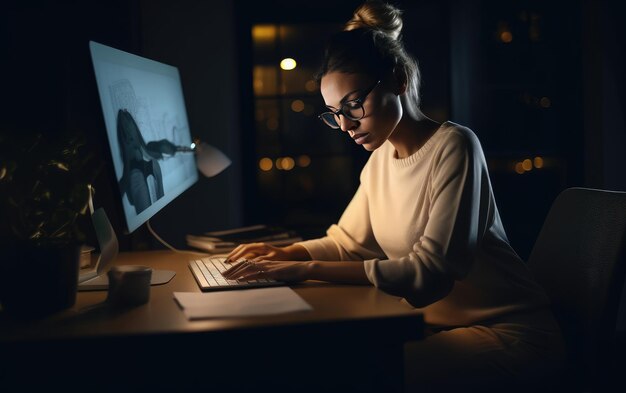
<box><xmin>364</xmin><ymin>131</ymin><xmax>490</xmax><ymax>307</ymax></box>
<box><xmin>296</xmin><ymin>184</ymin><xmax>386</xmax><ymax>261</ymax></box>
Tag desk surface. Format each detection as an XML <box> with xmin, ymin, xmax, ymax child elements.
<box><xmin>0</xmin><ymin>250</ymin><xmax>423</xmax><ymax>392</ymax></box>
<box><xmin>0</xmin><ymin>250</ymin><xmax>423</xmax><ymax>343</ymax></box>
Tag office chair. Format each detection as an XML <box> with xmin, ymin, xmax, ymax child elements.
<box><xmin>527</xmin><ymin>187</ymin><xmax>626</xmax><ymax>391</ymax></box>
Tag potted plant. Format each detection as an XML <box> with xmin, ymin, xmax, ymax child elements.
<box><xmin>0</xmin><ymin>130</ymin><xmax>100</xmax><ymax>318</ymax></box>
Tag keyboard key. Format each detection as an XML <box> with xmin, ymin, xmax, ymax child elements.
<box><xmin>190</xmin><ymin>257</ymin><xmax>281</xmax><ymax>290</ymax></box>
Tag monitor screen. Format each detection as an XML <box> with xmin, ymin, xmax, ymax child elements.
<box><xmin>89</xmin><ymin>41</ymin><xmax>198</xmax><ymax>233</ymax></box>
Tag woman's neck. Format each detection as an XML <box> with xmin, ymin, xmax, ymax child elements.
<box><xmin>388</xmin><ymin>103</ymin><xmax>441</xmax><ymax>159</ymax></box>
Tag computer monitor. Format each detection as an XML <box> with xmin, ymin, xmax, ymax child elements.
<box><xmin>89</xmin><ymin>40</ymin><xmax>198</xmax><ymax>233</ymax></box>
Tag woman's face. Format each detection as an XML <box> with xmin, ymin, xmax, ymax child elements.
<box><xmin>320</xmin><ymin>71</ymin><xmax>402</xmax><ymax>151</ymax></box>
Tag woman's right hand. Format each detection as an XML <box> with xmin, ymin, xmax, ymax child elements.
<box><xmin>225</xmin><ymin>243</ymin><xmax>309</xmax><ymax>263</ymax></box>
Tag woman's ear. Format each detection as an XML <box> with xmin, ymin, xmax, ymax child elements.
<box><xmin>393</xmin><ymin>66</ymin><xmax>408</xmax><ymax>95</ymax></box>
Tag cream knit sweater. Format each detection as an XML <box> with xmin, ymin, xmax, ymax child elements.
<box><xmin>297</xmin><ymin>122</ymin><xmax>550</xmax><ymax>327</ymax></box>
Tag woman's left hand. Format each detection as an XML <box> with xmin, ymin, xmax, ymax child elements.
<box><xmin>222</xmin><ymin>260</ymin><xmax>311</xmax><ymax>282</ymax></box>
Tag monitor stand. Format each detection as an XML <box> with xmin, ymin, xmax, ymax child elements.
<box><xmin>78</xmin><ymin>207</ymin><xmax>175</xmax><ymax>291</ymax></box>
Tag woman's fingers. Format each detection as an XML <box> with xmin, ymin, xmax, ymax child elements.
<box><xmin>236</xmin><ymin>263</ymin><xmax>270</xmax><ymax>281</ymax></box>
<box><xmin>222</xmin><ymin>260</ymin><xmax>249</xmax><ymax>278</ymax></box>
<box><xmin>225</xmin><ymin>243</ymin><xmax>285</xmax><ymax>263</ymax></box>
<box><xmin>225</xmin><ymin>244</ymin><xmax>250</xmax><ymax>262</ymax></box>
<box><xmin>225</xmin><ymin>244</ymin><xmax>245</xmax><ymax>261</ymax></box>
<box><xmin>222</xmin><ymin>260</ymin><xmax>308</xmax><ymax>282</ymax></box>
<box><xmin>223</xmin><ymin>260</ymin><xmax>273</xmax><ymax>280</ymax></box>
<box><xmin>225</xmin><ymin>243</ymin><xmax>265</xmax><ymax>263</ymax></box>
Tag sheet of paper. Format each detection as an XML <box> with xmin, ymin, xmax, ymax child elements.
<box><xmin>173</xmin><ymin>287</ymin><xmax>313</xmax><ymax>320</ymax></box>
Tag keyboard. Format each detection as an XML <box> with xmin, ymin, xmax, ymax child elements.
<box><xmin>188</xmin><ymin>257</ymin><xmax>284</xmax><ymax>292</ymax></box>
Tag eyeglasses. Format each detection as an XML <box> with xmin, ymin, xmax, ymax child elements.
<box><xmin>318</xmin><ymin>80</ymin><xmax>380</xmax><ymax>129</ymax></box>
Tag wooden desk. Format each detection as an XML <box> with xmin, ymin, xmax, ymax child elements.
<box><xmin>1</xmin><ymin>250</ymin><xmax>423</xmax><ymax>392</ymax></box>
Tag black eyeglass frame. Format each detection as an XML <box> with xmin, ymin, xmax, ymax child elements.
<box><xmin>318</xmin><ymin>80</ymin><xmax>381</xmax><ymax>129</ymax></box>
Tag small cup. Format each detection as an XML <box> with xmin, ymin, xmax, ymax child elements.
<box><xmin>107</xmin><ymin>265</ymin><xmax>152</xmax><ymax>307</ymax></box>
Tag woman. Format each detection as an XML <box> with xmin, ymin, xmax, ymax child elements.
<box><xmin>224</xmin><ymin>1</ymin><xmax>564</xmax><ymax>390</ymax></box>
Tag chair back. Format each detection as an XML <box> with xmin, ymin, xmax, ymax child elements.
<box><xmin>527</xmin><ymin>187</ymin><xmax>626</xmax><ymax>388</ymax></box>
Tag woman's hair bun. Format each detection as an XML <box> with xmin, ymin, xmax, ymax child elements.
<box><xmin>344</xmin><ymin>1</ymin><xmax>403</xmax><ymax>40</ymax></box>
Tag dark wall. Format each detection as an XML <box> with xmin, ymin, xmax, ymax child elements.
<box><xmin>582</xmin><ymin>0</ymin><xmax>626</xmax><ymax>191</ymax></box>
<box><xmin>139</xmin><ymin>0</ymin><xmax>241</xmax><ymax>249</ymax></box>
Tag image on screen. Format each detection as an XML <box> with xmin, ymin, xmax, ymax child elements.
<box><xmin>89</xmin><ymin>41</ymin><xmax>198</xmax><ymax>233</ymax></box>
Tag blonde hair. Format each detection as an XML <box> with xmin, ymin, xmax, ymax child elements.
<box><xmin>345</xmin><ymin>1</ymin><xmax>403</xmax><ymax>41</ymax></box>
<box><xmin>318</xmin><ymin>1</ymin><xmax>421</xmax><ymax>107</ymax></box>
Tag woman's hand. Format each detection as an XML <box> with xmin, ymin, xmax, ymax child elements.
<box><xmin>225</xmin><ymin>243</ymin><xmax>309</xmax><ymax>263</ymax></box>
<box><xmin>222</xmin><ymin>260</ymin><xmax>311</xmax><ymax>283</ymax></box>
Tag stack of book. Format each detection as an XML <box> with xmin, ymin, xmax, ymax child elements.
<box><xmin>186</xmin><ymin>224</ymin><xmax>303</xmax><ymax>254</ymax></box>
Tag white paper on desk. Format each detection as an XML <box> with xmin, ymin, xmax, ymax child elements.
<box><xmin>173</xmin><ymin>287</ymin><xmax>313</xmax><ymax>320</ymax></box>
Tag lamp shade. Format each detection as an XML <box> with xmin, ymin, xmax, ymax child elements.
<box><xmin>195</xmin><ymin>142</ymin><xmax>231</xmax><ymax>177</ymax></box>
